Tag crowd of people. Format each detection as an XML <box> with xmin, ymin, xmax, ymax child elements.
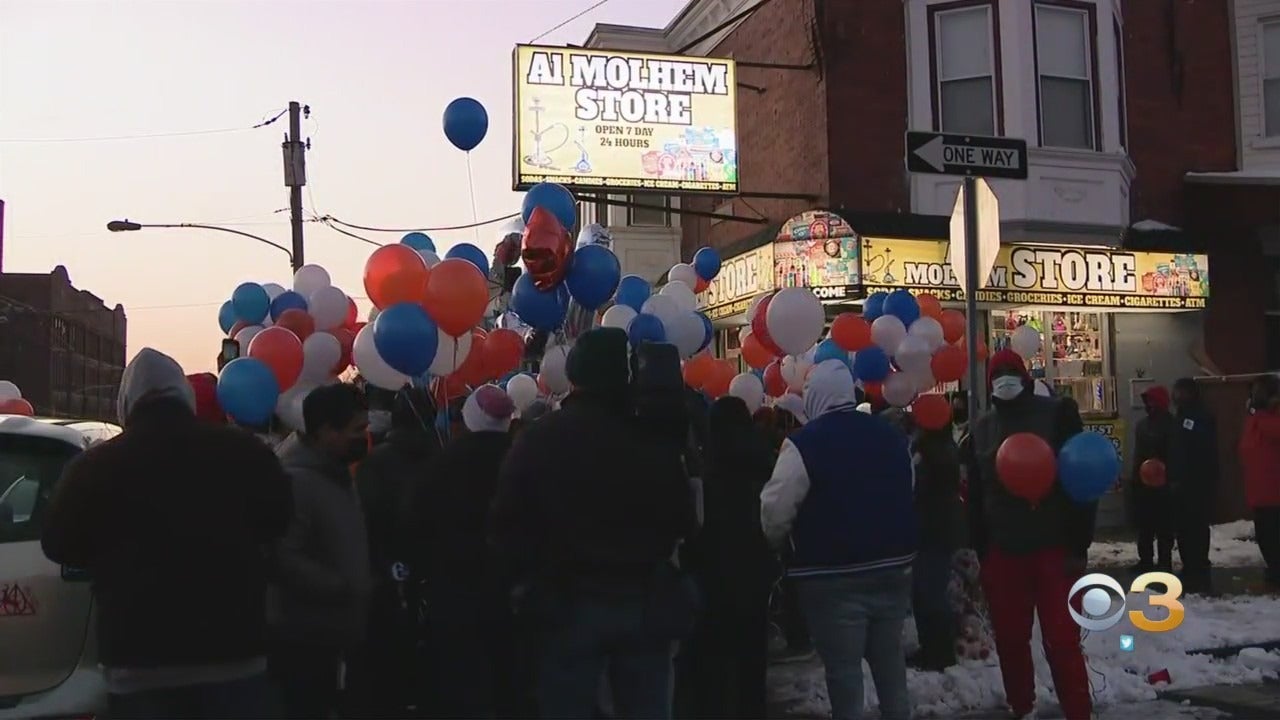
<box><xmin>38</xmin><ymin>329</ymin><xmax>1259</xmax><ymax>720</ymax></box>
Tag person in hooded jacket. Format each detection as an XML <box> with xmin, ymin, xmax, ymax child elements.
<box><xmin>1242</xmin><ymin>374</ymin><xmax>1280</xmax><ymax>589</ymax></box>
<box><xmin>1168</xmin><ymin>377</ymin><xmax>1219</xmax><ymax>595</ymax></box>
<box><xmin>761</xmin><ymin>360</ymin><xmax>917</xmax><ymax>720</ymax></box>
<box><xmin>967</xmin><ymin>349</ymin><xmax>1094</xmax><ymax>720</ymax></box>
<box><xmin>683</xmin><ymin>396</ymin><xmax>777</xmax><ymax>719</ymax></box>
<box><xmin>345</xmin><ymin>385</ymin><xmax>439</xmax><ymax>718</ymax></box>
<box><xmin>42</xmin><ymin>348</ymin><xmax>292</xmax><ymax>719</ymax></box>
<box><xmin>1130</xmin><ymin>385</ymin><xmax>1175</xmax><ymax>573</ymax></box>
<box><xmin>766</xmin><ymin>393</ymin><xmax>812</xmax><ymax>663</ymax></box>
<box><xmin>269</xmin><ymin>383</ymin><xmax>373</xmax><ymax>720</ymax></box>
<box><xmin>413</xmin><ymin>385</ymin><xmax>520</xmax><ymax>718</ymax></box>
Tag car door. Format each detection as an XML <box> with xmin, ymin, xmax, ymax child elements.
<box><xmin>0</xmin><ymin>429</ymin><xmax>91</xmax><ymax>698</ymax></box>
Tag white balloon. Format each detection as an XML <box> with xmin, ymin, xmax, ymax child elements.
<box><xmin>309</xmin><ymin>286</ymin><xmax>349</xmax><ymax>331</ymax></box>
<box><xmin>541</xmin><ymin>344</ymin><xmax>571</xmax><ymax>395</ymax></box>
<box><xmin>641</xmin><ymin>295</ymin><xmax>683</xmax><ymax>330</ymax></box>
<box><xmin>430</xmin><ymin>329</ymin><xmax>474</xmax><ymax>376</ymax></box>
<box><xmin>883</xmin><ymin>371</ymin><xmax>917</xmax><ymax>408</ymax></box>
<box><xmin>871</xmin><ymin>315</ymin><xmax>908</xmax><ymax>353</ymax></box>
<box><xmin>601</xmin><ymin>304</ymin><xmax>637</xmax><ymax>330</ymax></box>
<box><xmin>660</xmin><ymin>281</ymin><xmax>697</xmax><ymax>313</ymax></box>
<box><xmin>301</xmin><ymin>332</ymin><xmax>342</xmax><ymax>383</ymax></box>
<box><xmin>262</xmin><ymin>282</ymin><xmax>287</xmax><ymax>301</ymax></box>
<box><xmin>894</xmin><ymin>335</ymin><xmax>933</xmax><ymax>373</ymax></box>
<box><xmin>765</xmin><ymin>288</ymin><xmax>825</xmax><ymax>356</ymax></box>
<box><xmin>908</xmin><ymin>365</ymin><xmax>938</xmax><ymax>394</ymax></box>
<box><xmin>0</xmin><ymin>381</ymin><xmax>21</xmax><ymax>402</ymax></box>
<box><xmin>507</xmin><ymin>373</ymin><xmax>539</xmax><ymax>412</ymax></box>
<box><xmin>276</xmin><ymin>382</ymin><xmax>316</xmax><ymax>431</ymax></box>
<box><xmin>353</xmin><ymin>324</ymin><xmax>408</xmax><ymax>390</ymax></box>
<box><xmin>908</xmin><ymin>316</ymin><xmax>946</xmax><ymax>351</ymax></box>
<box><xmin>729</xmin><ymin>373</ymin><xmax>765</xmax><ymax>413</ymax></box>
<box><xmin>420</xmin><ymin>250</ymin><xmax>441</xmax><ymax>268</ymax></box>
<box><xmin>1034</xmin><ymin>379</ymin><xmax>1053</xmax><ymax>397</ymax></box>
<box><xmin>668</xmin><ymin>263</ymin><xmax>698</xmax><ymax>288</ymax></box>
<box><xmin>234</xmin><ymin>325</ymin><xmax>264</xmax><ymax>349</ymax></box>
<box><xmin>293</xmin><ymin>264</ymin><xmax>331</xmax><ymax>298</ymax></box>
<box><xmin>1011</xmin><ymin>325</ymin><xmax>1042</xmax><ymax>359</ymax></box>
<box><xmin>669</xmin><ymin>312</ymin><xmax>706</xmax><ymax>358</ymax></box>
<box><xmin>781</xmin><ymin>355</ymin><xmax>813</xmax><ymax>393</ymax></box>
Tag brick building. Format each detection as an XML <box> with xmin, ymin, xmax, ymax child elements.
<box><xmin>0</xmin><ymin>265</ymin><xmax>127</xmax><ymax>421</ymax></box>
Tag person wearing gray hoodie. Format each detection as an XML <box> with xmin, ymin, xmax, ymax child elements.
<box><xmin>42</xmin><ymin>348</ymin><xmax>292</xmax><ymax>719</ymax></box>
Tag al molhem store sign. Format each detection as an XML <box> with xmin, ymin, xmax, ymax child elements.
<box><xmin>513</xmin><ymin>45</ymin><xmax>738</xmax><ymax>193</ymax></box>
<box><xmin>697</xmin><ymin>244</ymin><xmax>775</xmax><ymax>321</ymax></box>
<box><xmin>861</xmin><ymin>239</ymin><xmax>1209</xmax><ymax>309</ymax></box>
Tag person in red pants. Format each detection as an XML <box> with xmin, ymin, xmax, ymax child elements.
<box><xmin>966</xmin><ymin>349</ymin><xmax>1097</xmax><ymax>720</ymax></box>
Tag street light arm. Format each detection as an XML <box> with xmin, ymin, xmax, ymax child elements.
<box><xmin>109</xmin><ymin>221</ymin><xmax>294</xmax><ymax>263</ymax></box>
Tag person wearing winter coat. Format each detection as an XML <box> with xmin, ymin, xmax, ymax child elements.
<box><xmin>1169</xmin><ymin>377</ymin><xmax>1219</xmax><ymax>594</ymax></box>
<box><xmin>761</xmin><ymin>360</ymin><xmax>917</xmax><ymax>720</ymax></box>
<box><xmin>1131</xmin><ymin>385</ymin><xmax>1175</xmax><ymax>572</ymax></box>
<box><xmin>1241</xmin><ymin>374</ymin><xmax>1280</xmax><ymax>588</ymax></box>
<box><xmin>269</xmin><ymin>383</ymin><xmax>373</xmax><ymax>720</ymax></box>
<box><xmin>42</xmin><ymin>348</ymin><xmax>292</xmax><ymax>719</ymax></box>
<box><xmin>767</xmin><ymin>393</ymin><xmax>812</xmax><ymax>662</ymax></box>
<box><xmin>967</xmin><ymin>349</ymin><xmax>1094</xmax><ymax>720</ymax></box>
<box><xmin>908</xmin><ymin>415</ymin><xmax>966</xmax><ymax>671</ymax></box>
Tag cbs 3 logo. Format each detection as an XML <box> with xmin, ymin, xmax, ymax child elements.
<box><xmin>1068</xmin><ymin>572</ymin><xmax>1186</xmax><ymax>633</ymax></box>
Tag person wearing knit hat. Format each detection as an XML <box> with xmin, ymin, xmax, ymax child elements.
<box><xmin>462</xmin><ymin>385</ymin><xmax>516</xmax><ymax>433</ymax></box>
<box><xmin>968</xmin><ymin>348</ymin><xmax>1095</xmax><ymax>720</ymax></box>
<box><xmin>490</xmin><ymin>328</ymin><xmax>696</xmax><ymax>719</ymax></box>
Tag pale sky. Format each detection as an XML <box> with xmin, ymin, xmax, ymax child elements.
<box><xmin>0</xmin><ymin>0</ymin><xmax>687</xmax><ymax>373</ymax></box>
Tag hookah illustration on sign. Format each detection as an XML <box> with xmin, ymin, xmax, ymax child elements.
<box><xmin>522</xmin><ymin>97</ymin><xmax>571</xmax><ymax>170</ymax></box>
<box><xmin>862</xmin><ymin>241</ymin><xmax>897</xmax><ymax>284</ymax></box>
<box><xmin>573</xmin><ymin>125</ymin><xmax>592</xmax><ymax>174</ymax></box>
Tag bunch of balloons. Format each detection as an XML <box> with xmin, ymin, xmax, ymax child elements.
<box><xmin>0</xmin><ymin>381</ymin><xmax>33</xmax><ymax>416</ymax></box>
<box><xmin>995</xmin><ymin>429</ymin><xmax>1120</xmax><ymax>505</ymax></box>
<box><xmin>216</xmin><ymin>267</ymin><xmax>361</xmax><ymax>427</ymax></box>
<box><xmin>602</xmin><ymin>250</ymin><xmax>720</xmax><ymax>360</ymax></box>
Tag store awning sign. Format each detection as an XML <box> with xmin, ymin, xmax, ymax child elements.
<box><xmin>773</xmin><ymin>210</ymin><xmax>861</xmax><ymax>300</ymax></box>
<box><xmin>696</xmin><ymin>244</ymin><xmax>774</xmax><ymax>320</ymax></box>
<box><xmin>861</xmin><ymin>238</ymin><xmax>1209</xmax><ymax>309</ymax></box>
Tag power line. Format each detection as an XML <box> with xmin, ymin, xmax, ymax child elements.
<box><xmin>530</xmin><ymin>0</ymin><xmax>612</xmax><ymax>43</ymax></box>
<box><xmin>322</xmin><ymin>213</ymin><xmax>520</xmax><ymax>234</ymax></box>
<box><xmin>316</xmin><ymin>216</ymin><xmax>382</xmax><ymax>248</ymax></box>
<box><xmin>0</xmin><ymin>107</ymin><xmax>287</xmax><ymax>145</ymax></box>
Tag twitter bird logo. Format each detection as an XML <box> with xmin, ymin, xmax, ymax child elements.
<box><xmin>1120</xmin><ymin>634</ymin><xmax>1135</xmax><ymax>652</ymax></box>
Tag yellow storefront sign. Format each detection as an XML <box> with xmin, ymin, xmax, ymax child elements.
<box><xmin>860</xmin><ymin>238</ymin><xmax>1209</xmax><ymax>309</ymax></box>
<box><xmin>696</xmin><ymin>244</ymin><xmax>775</xmax><ymax>321</ymax></box>
<box><xmin>512</xmin><ymin>46</ymin><xmax>738</xmax><ymax>193</ymax></box>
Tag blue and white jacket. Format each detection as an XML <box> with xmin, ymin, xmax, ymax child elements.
<box><xmin>760</xmin><ymin>404</ymin><xmax>918</xmax><ymax>578</ymax></box>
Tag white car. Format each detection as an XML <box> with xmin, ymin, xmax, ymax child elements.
<box><xmin>0</xmin><ymin>416</ymin><xmax>120</xmax><ymax>720</ymax></box>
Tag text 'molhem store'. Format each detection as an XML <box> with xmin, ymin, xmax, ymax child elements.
<box><xmin>695</xmin><ymin>210</ymin><xmax>1210</xmax><ymax>470</ymax></box>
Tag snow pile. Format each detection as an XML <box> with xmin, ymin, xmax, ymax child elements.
<box><xmin>769</xmin><ymin>592</ymin><xmax>1280</xmax><ymax>718</ymax></box>
<box><xmin>1089</xmin><ymin>521</ymin><xmax>1260</xmax><ymax>569</ymax></box>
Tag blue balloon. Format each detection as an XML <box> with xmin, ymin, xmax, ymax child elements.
<box><xmin>853</xmin><ymin>346</ymin><xmax>891</xmax><ymax>382</ymax></box>
<box><xmin>401</xmin><ymin>232</ymin><xmax>436</xmax><ymax>253</ymax></box>
<box><xmin>883</xmin><ymin>289</ymin><xmax>921</xmax><ymax>326</ymax></box>
<box><xmin>697</xmin><ymin>313</ymin><xmax>714</xmax><ymax>352</ymax></box>
<box><xmin>442</xmin><ymin>97</ymin><xmax>489</xmax><ymax>152</ymax></box>
<box><xmin>628</xmin><ymin>313</ymin><xmax>667</xmax><ymax>346</ymax></box>
<box><xmin>814</xmin><ymin>338</ymin><xmax>847</xmax><ymax>365</ymax></box>
<box><xmin>216</xmin><ymin>357</ymin><xmax>280</xmax><ymax>425</ymax></box>
<box><xmin>615</xmin><ymin>275</ymin><xmax>652</xmax><ymax>312</ymax></box>
<box><xmin>231</xmin><ymin>282</ymin><xmax>270</xmax><ymax>324</ymax></box>
<box><xmin>445</xmin><ymin>243</ymin><xmax>491</xmax><ymax>276</ymax></box>
<box><xmin>511</xmin><ymin>273</ymin><xmax>570</xmax><ymax>331</ymax></box>
<box><xmin>218</xmin><ymin>300</ymin><xmax>237</xmax><ymax>335</ymax></box>
<box><xmin>863</xmin><ymin>292</ymin><xmax>888</xmax><ymax>321</ymax></box>
<box><xmin>373</xmin><ymin>302</ymin><xmax>440</xmax><ymax>377</ymax></box>
<box><xmin>693</xmin><ymin>247</ymin><xmax>722</xmax><ymax>281</ymax></box>
<box><xmin>270</xmin><ymin>290</ymin><xmax>309</xmax><ymax>322</ymax></box>
<box><xmin>522</xmin><ymin>182</ymin><xmax>577</xmax><ymax>231</ymax></box>
<box><xmin>566</xmin><ymin>245</ymin><xmax>621</xmax><ymax>310</ymax></box>
<box><xmin>1058</xmin><ymin>431</ymin><xmax>1121</xmax><ymax>503</ymax></box>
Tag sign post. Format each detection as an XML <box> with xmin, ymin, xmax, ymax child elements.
<box><xmin>905</xmin><ymin>130</ymin><xmax>1028</xmax><ymax>425</ymax></box>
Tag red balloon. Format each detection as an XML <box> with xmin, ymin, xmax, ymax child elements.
<box><xmin>740</xmin><ymin>332</ymin><xmax>775</xmax><ymax>370</ymax></box>
<box><xmin>537</xmin><ymin>373</ymin><xmax>552</xmax><ymax>396</ymax></box>
<box><xmin>424</xmin><ymin>258</ymin><xmax>489</xmax><ymax>337</ymax></box>
<box><xmin>912</xmin><ymin>393</ymin><xmax>951</xmax><ymax>430</ymax></box>
<box><xmin>940</xmin><ymin>309</ymin><xmax>966</xmax><ymax>344</ymax></box>
<box><xmin>683</xmin><ymin>352</ymin><xmax>713</xmax><ymax>389</ymax></box>
<box><xmin>863</xmin><ymin>381</ymin><xmax>882</xmax><ymax>400</ymax></box>
<box><xmin>931</xmin><ymin>345</ymin><xmax>967</xmax><ymax>383</ymax></box>
<box><xmin>364</xmin><ymin>244</ymin><xmax>430</xmax><ymax>310</ymax></box>
<box><xmin>521</xmin><ymin>206</ymin><xmax>573</xmax><ymax>290</ymax></box>
<box><xmin>996</xmin><ymin>433</ymin><xmax>1057</xmax><ymax>504</ymax></box>
<box><xmin>831</xmin><ymin>313</ymin><xmax>872</xmax><ymax>351</ymax></box>
<box><xmin>330</xmin><ymin>328</ymin><xmax>356</xmax><ymax>375</ymax></box>
<box><xmin>695</xmin><ymin>277</ymin><xmax>710</xmax><ymax>294</ymax></box>
<box><xmin>0</xmin><ymin>398</ymin><xmax>33</xmax><ymax>416</ymax></box>
<box><xmin>343</xmin><ymin>297</ymin><xmax>359</xmax><ymax>329</ymax></box>
<box><xmin>275</xmin><ymin>308</ymin><xmax>315</xmax><ymax>341</ymax></box>
<box><xmin>248</xmin><ymin>326</ymin><xmax>304</xmax><ymax>392</ymax></box>
<box><xmin>703</xmin><ymin>360</ymin><xmax>737</xmax><ymax>398</ymax></box>
<box><xmin>763</xmin><ymin>360</ymin><xmax>787</xmax><ymax>398</ymax></box>
<box><xmin>750</xmin><ymin>293</ymin><xmax>785</xmax><ymax>357</ymax></box>
<box><xmin>958</xmin><ymin>337</ymin><xmax>989</xmax><ymax>362</ymax></box>
<box><xmin>484</xmin><ymin>328</ymin><xmax>525</xmax><ymax>379</ymax></box>
<box><xmin>228</xmin><ymin>320</ymin><xmax>251</xmax><ymax>338</ymax></box>
<box><xmin>1140</xmin><ymin>459</ymin><xmax>1167</xmax><ymax>488</ymax></box>
<box><xmin>916</xmin><ymin>293</ymin><xmax>944</xmax><ymax>320</ymax></box>
<box><xmin>452</xmin><ymin>329</ymin><xmax>489</xmax><ymax>386</ymax></box>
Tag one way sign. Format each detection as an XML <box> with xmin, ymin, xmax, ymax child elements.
<box><xmin>906</xmin><ymin>131</ymin><xmax>1028</xmax><ymax>180</ymax></box>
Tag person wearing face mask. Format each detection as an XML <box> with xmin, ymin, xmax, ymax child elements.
<box><xmin>1242</xmin><ymin>374</ymin><xmax>1280</xmax><ymax>590</ymax></box>
<box><xmin>967</xmin><ymin>349</ymin><xmax>1095</xmax><ymax>720</ymax></box>
<box><xmin>1168</xmin><ymin>377</ymin><xmax>1219</xmax><ymax>595</ymax></box>
<box><xmin>269</xmin><ymin>383</ymin><xmax>373</xmax><ymax>720</ymax></box>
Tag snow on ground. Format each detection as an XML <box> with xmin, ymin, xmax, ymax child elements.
<box><xmin>1089</xmin><ymin>521</ymin><xmax>1261</xmax><ymax>569</ymax></box>
<box><xmin>769</xmin><ymin>592</ymin><xmax>1280</xmax><ymax>718</ymax></box>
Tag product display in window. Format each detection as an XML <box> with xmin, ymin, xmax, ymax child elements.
<box><xmin>989</xmin><ymin>311</ymin><xmax>1046</xmax><ymax>377</ymax></box>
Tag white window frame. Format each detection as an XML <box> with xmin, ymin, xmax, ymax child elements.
<box><xmin>1261</xmin><ymin>19</ymin><xmax>1280</xmax><ymax>137</ymax></box>
<box><xmin>627</xmin><ymin>194</ymin><xmax>672</xmax><ymax>228</ymax></box>
<box><xmin>1114</xmin><ymin>16</ymin><xmax>1128</xmax><ymax>149</ymax></box>
<box><xmin>1034</xmin><ymin>3</ymin><xmax>1098</xmax><ymax>150</ymax></box>
<box><xmin>932</xmin><ymin>4</ymin><xmax>999</xmax><ymax>136</ymax></box>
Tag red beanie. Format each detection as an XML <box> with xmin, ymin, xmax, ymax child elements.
<box><xmin>987</xmin><ymin>348</ymin><xmax>1031</xmax><ymax>391</ymax></box>
<box><xmin>1141</xmin><ymin>385</ymin><xmax>1170</xmax><ymax>412</ymax></box>
<box><xmin>186</xmin><ymin>373</ymin><xmax>226</xmax><ymax>425</ymax></box>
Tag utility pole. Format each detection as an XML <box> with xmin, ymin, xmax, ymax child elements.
<box><xmin>283</xmin><ymin>101</ymin><xmax>307</xmax><ymax>273</ymax></box>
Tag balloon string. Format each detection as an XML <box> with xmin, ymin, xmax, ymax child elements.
<box><xmin>466</xmin><ymin>153</ymin><xmax>480</xmax><ymax>246</ymax></box>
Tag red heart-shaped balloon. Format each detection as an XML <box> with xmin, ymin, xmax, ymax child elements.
<box><xmin>521</xmin><ymin>206</ymin><xmax>573</xmax><ymax>290</ymax></box>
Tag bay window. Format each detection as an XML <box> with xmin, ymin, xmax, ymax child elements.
<box><xmin>1034</xmin><ymin>3</ymin><xmax>1098</xmax><ymax>150</ymax></box>
<box><xmin>930</xmin><ymin>2</ymin><xmax>1000</xmax><ymax>136</ymax></box>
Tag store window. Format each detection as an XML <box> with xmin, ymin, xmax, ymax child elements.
<box><xmin>1113</xmin><ymin>18</ymin><xmax>1127</xmax><ymax>148</ymax></box>
<box><xmin>990</xmin><ymin>309</ymin><xmax>1114</xmax><ymax>415</ymax></box>
<box><xmin>931</xmin><ymin>4</ymin><xmax>999</xmax><ymax>136</ymax></box>
<box><xmin>628</xmin><ymin>195</ymin><xmax>671</xmax><ymax>227</ymax></box>
<box><xmin>1263</xmin><ymin>20</ymin><xmax>1280</xmax><ymax>137</ymax></box>
<box><xmin>1034</xmin><ymin>3</ymin><xmax>1098</xmax><ymax>150</ymax></box>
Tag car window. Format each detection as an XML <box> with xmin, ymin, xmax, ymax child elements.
<box><xmin>0</xmin><ymin>434</ymin><xmax>81</xmax><ymax>544</ymax></box>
